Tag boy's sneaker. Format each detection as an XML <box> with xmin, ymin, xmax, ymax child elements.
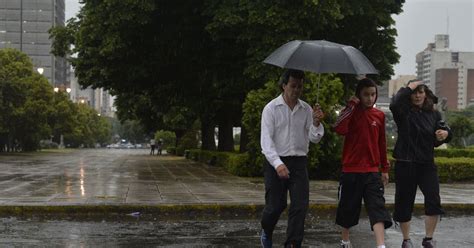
<box><xmin>260</xmin><ymin>229</ymin><xmax>272</xmax><ymax>248</ymax></box>
<box><xmin>401</xmin><ymin>239</ymin><xmax>414</xmax><ymax>248</ymax></box>
<box><xmin>422</xmin><ymin>238</ymin><xmax>436</xmax><ymax>248</ymax></box>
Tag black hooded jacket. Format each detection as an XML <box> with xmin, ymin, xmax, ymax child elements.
<box><xmin>390</xmin><ymin>87</ymin><xmax>452</xmax><ymax>164</ymax></box>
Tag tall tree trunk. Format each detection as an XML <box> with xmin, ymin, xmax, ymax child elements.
<box><xmin>174</xmin><ymin>129</ymin><xmax>185</xmax><ymax>147</ymax></box>
<box><xmin>217</xmin><ymin>114</ymin><xmax>234</xmax><ymax>151</ymax></box>
<box><xmin>239</xmin><ymin>126</ymin><xmax>248</xmax><ymax>153</ymax></box>
<box><xmin>200</xmin><ymin>118</ymin><xmax>216</xmax><ymax>150</ymax></box>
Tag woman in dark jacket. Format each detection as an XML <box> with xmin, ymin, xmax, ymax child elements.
<box><xmin>390</xmin><ymin>80</ymin><xmax>452</xmax><ymax>248</ymax></box>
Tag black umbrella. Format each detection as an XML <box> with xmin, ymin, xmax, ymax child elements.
<box><xmin>263</xmin><ymin>40</ymin><xmax>378</xmax><ymax>102</ymax></box>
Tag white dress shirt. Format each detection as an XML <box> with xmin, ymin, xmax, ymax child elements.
<box><xmin>260</xmin><ymin>94</ymin><xmax>324</xmax><ymax>169</ymax></box>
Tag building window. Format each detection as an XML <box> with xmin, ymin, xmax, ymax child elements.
<box><xmin>451</xmin><ymin>52</ymin><xmax>459</xmax><ymax>63</ymax></box>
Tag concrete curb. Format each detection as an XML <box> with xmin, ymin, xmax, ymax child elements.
<box><xmin>0</xmin><ymin>203</ymin><xmax>473</xmax><ymax>219</ymax></box>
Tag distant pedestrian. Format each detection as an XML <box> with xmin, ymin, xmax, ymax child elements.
<box><xmin>390</xmin><ymin>80</ymin><xmax>452</xmax><ymax>248</ymax></box>
<box><xmin>150</xmin><ymin>138</ymin><xmax>156</xmax><ymax>155</ymax></box>
<box><xmin>157</xmin><ymin>139</ymin><xmax>163</xmax><ymax>155</ymax></box>
<box><xmin>260</xmin><ymin>69</ymin><xmax>325</xmax><ymax>248</ymax></box>
<box><xmin>333</xmin><ymin>78</ymin><xmax>392</xmax><ymax>248</ymax></box>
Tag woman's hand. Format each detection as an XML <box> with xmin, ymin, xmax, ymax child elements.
<box><xmin>408</xmin><ymin>80</ymin><xmax>423</xmax><ymax>90</ymax></box>
<box><xmin>435</xmin><ymin>129</ymin><xmax>449</xmax><ymax>141</ymax></box>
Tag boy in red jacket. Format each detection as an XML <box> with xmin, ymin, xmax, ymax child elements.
<box><xmin>333</xmin><ymin>78</ymin><xmax>392</xmax><ymax>248</ymax></box>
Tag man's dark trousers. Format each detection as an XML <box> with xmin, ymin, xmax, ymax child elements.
<box><xmin>261</xmin><ymin>156</ymin><xmax>309</xmax><ymax>248</ymax></box>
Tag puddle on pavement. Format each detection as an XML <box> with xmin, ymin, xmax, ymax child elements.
<box><xmin>1</xmin><ymin>213</ymin><xmax>473</xmax><ymax>247</ymax></box>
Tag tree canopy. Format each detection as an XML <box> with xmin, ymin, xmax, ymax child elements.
<box><xmin>0</xmin><ymin>48</ymin><xmax>112</xmax><ymax>151</ymax></box>
<box><xmin>50</xmin><ymin>0</ymin><xmax>404</xmax><ymax>152</ymax></box>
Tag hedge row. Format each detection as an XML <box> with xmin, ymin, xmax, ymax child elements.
<box><xmin>186</xmin><ymin>149</ymin><xmax>254</xmax><ymax>177</ymax></box>
<box><xmin>388</xmin><ymin>148</ymin><xmax>474</xmax><ymax>158</ymax></box>
<box><xmin>167</xmin><ymin>146</ymin><xmax>186</xmax><ymax>156</ymax></box>
<box><xmin>433</xmin><ymin>148</ymin><xmax>474</xmax><ymax>158</ymax></box>
<box><xmin>388</xmin><ymin>157</ymin><xmax>474</xmax><ymax>183</ymax></box>
<box><xmin>435</xmin><ymin>157</ymin><xmax>474</xmax><ymax>182</ymax></box>
<box><xmin>180</xmin><ymin>149</ymin><xmax>474</xmax><ymax>182</ymax></box>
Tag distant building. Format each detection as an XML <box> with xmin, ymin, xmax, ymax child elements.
<box><xmin>70</xmin><ymin>68</ymin><xmax>116</xmax><ymax>118</ymax></box>
<box><xmin>416</xmin><ymin>34</ymin><xmax>474</xmax><ymax>109</ymax></box>
<box><xmin>376</xmin><ymin>79</ymin><xmax>390</xmax><ymax>113</ymax></box>
<box><xmin>388</xmin><ymin>75</ymin><xmax>417</xmax><ymax>97</ymax></box>
<box><xmin>0</xmin><ymin>0</ymin><xmax>67</xmax><ymax>86</ymax></box>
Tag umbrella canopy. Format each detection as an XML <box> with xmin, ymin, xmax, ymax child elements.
<box><xmin>263</xmin><ymin>40</ymin><xmax>378</xmax><ymax>75</ymax></box>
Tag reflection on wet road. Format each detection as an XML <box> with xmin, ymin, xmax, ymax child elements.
<box><xmin>1</xmin><ymin>214</ymin><xmax>473</xmax><ymax>247</ymax></box>
<box><xmin>2</xmin><ymin>149</ymin><xmax>474</xmax><ymax>206</ymax></box>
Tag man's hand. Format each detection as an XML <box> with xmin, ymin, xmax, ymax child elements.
<box><xmin>381</xmin><ymin>173</ymin><xmax>389</xmax><ymax>186</ymax></box>
<box><xmin>276</xmin><ymin>164</ymin><xmax>290</xmax><ymax>179</ymax></box>
<box><xmin>435</xmin><ymin>129</ymin><xmax>448</xmax><ymax>141</ymax></box>
<box><xmin>312</xmin><ymin>104</ymin><xmax>325</xmax><ymax>127</ymax></box>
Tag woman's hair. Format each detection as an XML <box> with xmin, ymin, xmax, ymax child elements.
<box><xmin>411</xmin><ymin>84</ymin><xmax>438</xmax><ymax>111</ymax></box>
<box><xmin>355</xmin><ymin>78</ymin><xmax>378</xmax><ymax>102</ymax></box>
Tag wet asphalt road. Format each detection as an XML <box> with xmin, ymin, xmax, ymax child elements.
<box><xmin>1</xmin><ymin>214</ymin><xmax>474</xmax><ymax>247</ymax></box>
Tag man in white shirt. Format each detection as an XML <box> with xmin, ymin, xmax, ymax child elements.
<box><xmin>150</xmin><ymin>138</ymin><xmax>156</xmax><ymax>155</ymax></box>
<box><xmin>260</xmin><ymin>69</ymin><xmax>324</xmax><ymax>248</ymax></box>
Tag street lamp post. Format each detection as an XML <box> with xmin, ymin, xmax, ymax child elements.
<box><xmin>53</xmin><ymin>83</ymin><xmax>72</xmax><ymax>149</ymax></box>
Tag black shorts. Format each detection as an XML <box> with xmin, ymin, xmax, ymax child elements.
<box><xmin>393</xmin><ymin>161</ymin><xmax>444</xmax><ymax>222</ymax></box>
<box><xmin>336</xmin><ymin>172</ymin><xmax>392</xmax><ymax>229</ymax></box>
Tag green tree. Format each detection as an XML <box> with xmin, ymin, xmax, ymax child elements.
<box><xmin>50</xmin><ymin>0</ymin><xmax>404</xmax><ymax>155</ymax></box>
<box><xmin>448</xmin><ymin>115</ymin><xmax>474</xmax><ymax>148</ymax></box>
<box><xmin>0</xmin><ymin>48</ymin><xmax>55</xmax><ymax>151</ymax></box>
<box><xmin>118</xmin><ymin>119</ymin><xmax>146</xmax><ymax>145</ymax></box>
<box><xmin>64</xmin><ymin>104</ymin><xmax>111</xmax><ymax>148</ymax></box>
<box><xmin>15</xmin><ymin>73</ymin><xmax>57</xmax><ymax>151</ymax></box>
<box><xmin>48</xmin><ymin>91</ymin><xmax>78</xmax><ymax>145</ymax></box>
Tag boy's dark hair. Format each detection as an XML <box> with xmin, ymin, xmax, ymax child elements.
<box><xmin>355</xmin><ymin>78</ymin><xmax>378</xmax><ymax>102</ymax></box>
<box><xmin>279</xmin><ymin>69</ymin><xmax>305</xmax><ymax>90</ymax></box>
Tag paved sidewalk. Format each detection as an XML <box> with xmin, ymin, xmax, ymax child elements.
<box><xmin>0</xmin><ymin>149</ymin><xmax>473</xmax><ymax>207</ymax></box>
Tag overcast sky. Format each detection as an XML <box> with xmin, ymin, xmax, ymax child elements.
<box><xmin>65</xmin><ymin>0</ymin><xmax>473</xmax><ymax>79</ymax></box>
<box><xmin>393</xmin><ymin>0</ymin><xmax>473</xmax><ymax>77</ymax></box>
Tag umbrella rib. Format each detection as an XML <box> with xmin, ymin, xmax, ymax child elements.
<box><xmin>342</xmin><ymin>47</ymin><xmax>359</xmax><ymax>74</ymax></box>
<box><xmin>283</xmin><ymin>42</ymin><xmax>303</xmax><ymax>69</ymax></box>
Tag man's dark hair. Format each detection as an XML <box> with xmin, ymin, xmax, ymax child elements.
<box><xmin>279</xmin><ymin>69</ymin><xmax>305</xmax><ymax>89</ymax></box>
<box><xmin>355</xmin><ymin>78</ymin><xmax>378</xmax><ymax>102</ymax></box>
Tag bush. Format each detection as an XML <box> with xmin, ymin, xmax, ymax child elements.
<box><xmin>188</xmin><ymin>149</ymin><xmax>255</xmax><ymax>176</ymax></box>
<box><xmin>177</xmin><ymin>130</ymin><xmax>198</xmax><ymax>154</ymax></box>
<box><xmin>436</xmin><ymin>157</ymin><xmax>474</xmax><ymax>182</ymax></box>
<box><xmin>388</xmin><ymin>148</ymin><xmax>474</xmax><ymax>158</ymax></box>
<box><xmin>433</xmin><ymin>148</ymin><xmax>474</xmax><ymax>158</ymax></box>
<box><xmin>388</xmin><ymin>157</ymin><xmax>474</xmax><ymax>183</ymax></box>
<box><xmin>167</xmin><ymin>146</ymin><xmax>176</xmax><ymax>155</ymax></box>
<box><xmin>154</xmin><ymin>130</ymin><xmax>176</xmax><ymax>149</ymax></box>
<box><xmin>176</xmin><ymin>147</ymin><xmax>186</xmax><ymax>156</ymax></box>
